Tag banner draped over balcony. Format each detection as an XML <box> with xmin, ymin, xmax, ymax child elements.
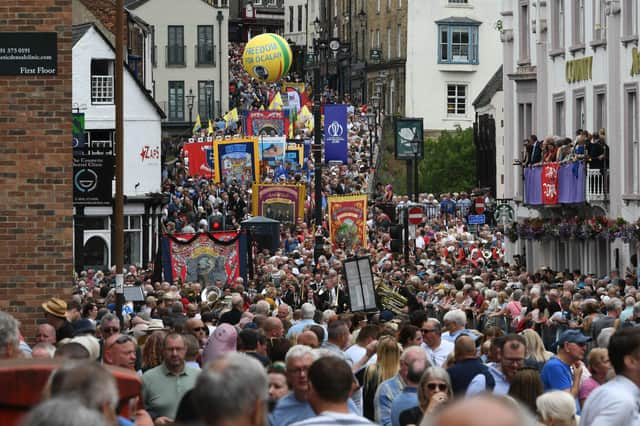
<box><xmin>524</xmin><ymin>162</ymin><xmax>586</xmax><ymax>205</ymax></box>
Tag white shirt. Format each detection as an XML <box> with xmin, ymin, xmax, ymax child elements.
<box><xmin>421</xmin><ymin>339</ymin><xmax>454</xmax><ymax>367</ymax></box>
<box><xmin>344</xmin><ymin>344</ymin><xmax>377</xmax><ymax>371</ymax></box>
<box><xmin>581</xmin><ymin>375</ymin><xmax>640</xmax><ymax>426</ymax></box>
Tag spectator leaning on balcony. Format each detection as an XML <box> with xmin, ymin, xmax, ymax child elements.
<box><xmin>527</xmin><ymin>134</ymin><xmax>542</xmax><ymax>166</ymax></box>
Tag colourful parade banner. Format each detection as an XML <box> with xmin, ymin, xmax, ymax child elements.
<box><xmin>246</xmin><ymin>110</ymin><xmax>290</xmax><ymax>136</ymax></box>
<box><xmin>324</xmin><ymin>104</ymin><xmax>348</xmax><ymax>164</ymax></box>
<box><xmin>328</xmin><ymin>194</ymin><xmax>368</xmax><ymax>251</ymax></box>
<box><xmin>183</xmin><ymin>141</ymin><xmax>214</xmax><ymax>178</ymax></box>
<box><xmin>283</xmin><ymin>82</ymin><xmax>308</xmax><ymax>111</ymax></box>
<box><xmin>259</xmin><ymin>136</ymin><xmax>287</xmax><ymax>166</ymax></box>
<box><xmin>161</xmin><ymin>232</ymin><xmax>240</xmax><ymax>285</ymax></box>
<box><xmin>524</xmin><ymin>162</ymin><xmax>586</xmax><ymax>205</ymax></box>
<box><xmin>252</xmin><ymin>183</ymin><xmax>305</xmax><ymax>224</ymax></box>
<box><xmin>285</xmin><ymin>144</ymin><xmax>304</xmax><ymax>170</ymax></box>
<box><xmin>213</xmin><ymin>138</ymin><xmax>259</xmax><ymax>186</ymax></box>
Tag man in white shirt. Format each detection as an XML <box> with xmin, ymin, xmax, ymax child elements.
<box><xmin>345</xmin><ymin>325</ymin><xmax>379</xmax><ymax>369</ymax></box>
<box><xmin>420</xmin><ymin>318</ymin><xmax>454</xmax><ymax>367</ymax></box>
<box><xmin>581</xmin><ymin>327</ymin><xmax>640</xmax><ymax>426</ymax></box>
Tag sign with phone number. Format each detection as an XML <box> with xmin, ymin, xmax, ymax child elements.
<box><xmin>0</xmin><ymin>32</ymin><xmax>57</xmax><ymax>76</ymax></box>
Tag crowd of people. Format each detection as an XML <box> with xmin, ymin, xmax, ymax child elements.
<box><xmin>2</xmin><ymin>45</ymin><xmax>639</xmax><ymax>426</ymax></box>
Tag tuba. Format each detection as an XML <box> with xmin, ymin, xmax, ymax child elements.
<box><xmin>376</xmin><ymin>282</ymin><xmax>408</xmax><ymax>316</ymax></box>
<box><xmin>201</xmin><ymin>286</ymin><xmax>222</xmax><ymax>308</ymax></box>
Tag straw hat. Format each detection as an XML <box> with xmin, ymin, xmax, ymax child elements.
<box><xmin>41</xmin><ymin>298</ymin><xmax>67</xmax><ymax>319</ymax></box>
<box><xmin>146</xmin><ymin>319</ymin><xmax>166</xmax><ymax>332</ymax></box>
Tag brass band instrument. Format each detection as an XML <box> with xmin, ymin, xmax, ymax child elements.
<box><xmin>376</xmin><ymin>282</ymin><xmax>408</xmax><ymax>315</ymax></box>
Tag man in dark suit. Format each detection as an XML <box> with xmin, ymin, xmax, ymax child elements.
<box><xmin>219</xmin><ymin>293</ymin><xmax>244</xmax><ymax>325</ymax></box>
<box><xmin>527</xmin><ymin>134</ymin><xmax>542</xmax><ymax>166</ymax></box>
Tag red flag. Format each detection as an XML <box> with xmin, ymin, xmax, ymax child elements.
<box><xmin>457</xmin><ymin>247</ymin><xmax>466</xmax><ymax>262</ymax></box>
<box><xmin>183</xmin><ymin>142</ymin><xmax>214</xmax><ymax>178</ymax></box>
<box><xmin>541</xmin><ymin>163</ymin><xmax>559</xmax><ymax>205</ymax></box>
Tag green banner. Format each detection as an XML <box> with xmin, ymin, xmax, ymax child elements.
<box><xmin>394</xmin><ymin>117</ymin><xmax>424</xmax><ymax>160</ymax></box>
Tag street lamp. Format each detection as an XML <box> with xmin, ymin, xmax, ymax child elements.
<box><xmin>216</xmin><ymin>10</ymin><xmax>224</xmax><ymax>118</ymax></box>
<box><xmin>185</xmin><ymin>88</ymin><xmax>195</xmax><ymax>131</ymax></box>
<box><xmin>410</xmin><ymin>135</ymin><xmax>421</xmax><ymax>202</ymax></box>
<box><xmin>366</xmin><ymin>112</ymin><xmax>375</xmax><ymax>169</ymax></box>
<box><xmin>205</xmin><ymin>81</ymin><xmax>214</xmax><ymax>121</ymax></box>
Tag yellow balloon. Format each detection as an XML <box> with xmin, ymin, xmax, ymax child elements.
<box><xmin>242</xmin><ymin>33</ymin><xmax>293</xmax><ymax>83</ymax></box>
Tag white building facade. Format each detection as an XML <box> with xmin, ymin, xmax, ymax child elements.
<box><xmin>501</xmin><ymin>0</ymin><xmax>640</xmax><ymax>275</ymax></box>
<box><xmin>127</xmin><ymin>0</ymin><xmax>230</xmax><ymax>136</ymax></box>
<box><xmin>73</xmin><ymin>24</ymin><xmax>165</xmax><ymax>271</ymax></box>
<box><xmin>405</xmin><ymin>0</ymin><xmax>503</xmax><ymax>132</ymax></box>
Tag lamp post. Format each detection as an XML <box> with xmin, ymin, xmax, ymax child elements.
<box><xmin>205</xmin><ymin>81</ymin><xmax>213</xmax><ymax>121</ymax></box>
<box><xmin>366</xmin><ymin>112</ymin><xmax>375</xmax><ymax>170</ymax></box>
<box><xmin>216</xmin><ymin>10</ymin><xmax>224</xmax><ymax>118</ymax></box>
<box><xmin>185</xmin><ymin>88</ymin><xmax>195</xmax><ymax>131</ymax></box>
<box><xmin>312</xmin><ymin>17</ymin><xmax>328</xmax><ymax>262</ymax></box>
<box><xmin>411</xmin><ymin>135</ymin><xmax>421</xmax><ymax>203</ymax></box>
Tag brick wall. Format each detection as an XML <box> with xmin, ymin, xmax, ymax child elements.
<box><xmin>0</xmin><ymin>0</ymin><xmax>73</xmax><ymax>341</ymax></box>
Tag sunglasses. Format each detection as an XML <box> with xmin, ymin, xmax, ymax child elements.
<box><xmin>426</xmin><ymin>383</ymin><xmax>448</xmax><ymax>392</ymax></box>
<box><xmin>107</xmin><ymin>335</ymin><xmax>133</xmax><ymax>349</ymax></box>
<box><xmin>192</xmin><ymin>327</ymin><xmax>207</xmax><ymax>332</ymax></box>
<box><xmin>421</xmin><ymin>329</ymin><xmax>437</xmax><ymax>334</ymax></box>
<box><xmin>102</xmin><ymin>327</ymin><xmax>120</xmax><ymax>333</ymax></box>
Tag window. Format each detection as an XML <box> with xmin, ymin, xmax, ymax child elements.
<box><xmin>448</xmin><ymin>0</ymin><xmax>469</xmax><ymax>3</ymax></box>
<box><xmin>167</xmin><ymin>25</ymin><xmax>185</xmax><ymax>66</ymax></box>
<box><xmin>370</xmin><ymin>30</ymin><xmax>374</xmax><ymax>49</ymax></box>
<box><xmin>168</xmin><ymin>81</ymin><xmax>185</xmax><ymax>121</ymax></box>
<box><xmin>151</xmin><ymin>26</ymin><xmax>156</xmax><ymax>67</ymax></box>
<box><xmin>593</xmin><ymin>0</ymin><xmax>607</xmax><ymax>42</ymax></box>
<box><xmin>124</xmin><ymin>216</ymin><xmax>142</xmax><ymax>268</ymax></box>
<box><xmin>289</xmin><ymin>6</ymin><xmax>294</xmax><ymax>33</ymax></box>
<box><xmin>551</xmin><ymin>0</ymin><xmax>565</xmax><ymax>51</ymax></box>
<box><xmin>519</xmin><ymin>1</ymin><xmax>530</xmax><ymax>62</ymax></box>
<box><xmin>376</xmin><ymin>29</ymin><xmax>380</xmax><ymax>48</ymax></box>
<box><xmin>90</xmin><ymin>59</ymin><xmax>114</xmax><ymax>104</ymax></box>
<box><xmin>198</xmin><ymin>80</ymin><xmax>215</xmax><ymax>119</ymax></box>
<box><xmin>447</xmin><ymin>84</ymin><xmax>466</xmax><ymax>116</ymax></box>
<box><xmin>88</xmin><ymin>130</ymin><xmax>113</xmax><ymax>156</ymax></box>
<box><xmin>625</xmin><ymin>85</ymin><xmax>639</xmax><ymax>193</ymax></box>
<box><xmin>574</xmin><ymin>90</ymin><xmax>585</xmax><ymax>134</ymax></box>
<box><xmin>438</xmin><ymin>23</ymin><xmax>479</xmax><ymax>64</ymax></box>
<box><xmin>355</xmin><ymin>32</ymin><xmax>359</xmax><ymax>59</ymax></box>
<box><xmin>298</xmin><ymin>5</ymin><xmax>303</xmax><ymax>31</ymax></box>
<box><xmin>397</xmin><ymin>24</ymin><xmax>402</xmax><ymax>57</ymax></box>
<box><xmin>594</xmin><ymin>86</ymin><xmax>607</xmax><ymax>130</ymax></box>
<box><xmin>572</xmin><ymin>0</ymin><xmax>585</xmax><ymax>46</ymax></box>
<box><xmin>376</xmin><ymin>0</ymin><xmax>380</xmax><ymax>13</ymax></box>
<box><xmin>553</xmin><ymin>93</ymin><xmax>565</xmax><ymax>136</ymax></box>
<box><xmin>398</xmin><ymin>0</ymin><xmax>402</xmax><ymax>9</ymax></box>
<box><xmin>518</xmin><ymin>103</ymin><xmax>533</xmax><ymax>141</ymax></box>
<box><xmin>387</xmin><ymin>0</ymin><xmax>391</xmax><ymax>11</ymax></box>
<box><xmin>387</xmin><ymin>28</ymin><xmax>391</xmax><ymax>60</ymax></box>
<box><xmin>196</xmin><ymin>25</ymin><xmax>214</xmax><ymax>66</ymax></box>
<box><xmin>623</xmin><ymin>0</ymin><xmax>638</xmax><ymax>38</ymax></box>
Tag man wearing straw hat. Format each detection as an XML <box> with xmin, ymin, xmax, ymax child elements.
<box><xmin>41</xmin><ymin>298</ymin><xmax>74</xmax><ymax>342</ymax></box>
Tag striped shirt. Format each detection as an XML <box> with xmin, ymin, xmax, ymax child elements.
<box><xmin>291</xmin><ymin>411</ymin><xmax>375</xmax><ymax>426</ymax></box>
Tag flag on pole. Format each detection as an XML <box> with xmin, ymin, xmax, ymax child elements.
<box><xmin>193</xmin><ymin>114</ymin><xmax>202</xmax><ymax>134</ymax></box>
<box><xmin>207</xmin><ymin>119</ymin><xmax>214</xmax><ymax>136</ymax></box>
<box><xmin>268</xmin><ymin>92</ymin><xmax>283</xmax><ymax>111</ymax></box>
<box><xmin>223</xmin><ymin>108</ymin><xmax>239</xmax><ymax>127</ymax></box>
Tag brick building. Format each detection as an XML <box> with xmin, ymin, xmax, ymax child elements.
<box><xmin>0</xmin><ymin>1</ymin><xmax>74</xmax><ymax>339</ymax></box>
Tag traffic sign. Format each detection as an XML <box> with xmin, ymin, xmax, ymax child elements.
<box><xmin>474</xmin><ymin>197</ymin><xmax>485</xmax><ymax>214</ymax></box>
<box><xmin>408</xmin><ymin>206</ymin><xmax>423</xmax><ymax>225</ymax></box>
<box><xmin>468</xmin><ymin>214</ymin><xmax>486</xmax><ymax>225</ymax></box>
<box><xmin>494</xmin><ymin>204</ymin><xmax>515</xmax><ymax>223</ymax></box>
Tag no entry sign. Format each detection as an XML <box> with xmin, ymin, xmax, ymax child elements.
<box><xmin>408</xmin><ymin>207</ymin><xmax>423</xmax><ymax>225</ymax></box>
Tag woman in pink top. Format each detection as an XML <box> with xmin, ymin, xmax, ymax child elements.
<box><xmin>578</xmin><ymin>347</ymin><xmax>612</xmax><ymax>407</ymax></box>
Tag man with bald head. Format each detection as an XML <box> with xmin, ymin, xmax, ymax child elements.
<box><xmin>219</xmin><ymin>293</ymin><xmax>244</xmax><ymax>325</ymax></box>
<box><xmin>263</xmin><ymin>317</ymin><xmax>284</xmax><ymax>338</ymax></box>
<box><xmin>103</xmin><ymin>334</ymin><xmax>137</xmax><ymax>371</ymax></box>
<box><xmin>186</xmin><ymin>318</ymin><xmax>208</xmax><ymax>348</ymax></box>
<box><xmin>297</xmin><ymin>330</ymin><xmax>319</xmax><ymax>348</ymax></box>
<box><xmin>421</xmin><ymin>394</ymin><xmax>537</xmax><ymax>426</ymax></box>
<box><xmin>35</xmin><ymin>323</ymin><xmax>57</xmax><ymax>345</ymax></box>
<box><xmin>447</xmin><ymin>335</ymin><xmax>494</xmax><ymax>396</ymax></box>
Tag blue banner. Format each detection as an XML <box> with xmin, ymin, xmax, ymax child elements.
<box><xmin>323</xmin><ymin>104</ymin><xmax>348</xmax><ymax>164</ymax></box>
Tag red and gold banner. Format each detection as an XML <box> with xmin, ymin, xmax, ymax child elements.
<box><xmin>183</xmin><ymin>141</ymin><xmax>214</xmax><ymax>178</ymax></box>
<box><xmin>542</xmin><ymin>163</ymin><xmax>559</xmax><ymax>205</ymax></box>
<box><xmin>252</xmin><ymin>183</ymin><xmax>305</xmax><ymax>224</ymax></box>
<box><xmin>328</xmin><ymin>194</ymin><xmax>368</xmax><ymax>251</ymax></box>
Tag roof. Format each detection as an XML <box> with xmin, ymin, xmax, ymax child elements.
<box><xmin>72</xmin><ymin>23</ymin><xmax>94</xmax><ymax>47</ymax></box>
<box><xmin>435</xmin><ymin>16</ymin><xmax>482</xmax><ymax>25</ymax></box>
<box><xmin>126</xmin><ymin>0</ymin><xmax>220</xmax><ymax>9</ymax></box>
<box><xmin>72</xmin><ymin>23</ymin><xmax>166</xmax><ymax>119</ymax></box>
<box><xmin>473</xmin><ymin>65</ymin><xmax>503</xmax><ymax>108</ymax></box>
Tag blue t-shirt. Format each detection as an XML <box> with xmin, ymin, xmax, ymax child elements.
<box><xmin>541</xmin><ymin>357</ymin><xmax>581</xmax><ymax>414</ymax></box>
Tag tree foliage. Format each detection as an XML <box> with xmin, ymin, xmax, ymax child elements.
<box><xmin>419</xmin><ymin>126</ymin><xmax>476</xmax><ymax>195</ymax></box>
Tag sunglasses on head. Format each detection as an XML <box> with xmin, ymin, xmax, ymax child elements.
<box><xmin>426</xmin><ymin>383</ymin><xmax>448</xmax><ymax>392</ymax></box>
<box><xmin>107</xmin><ymin>335</ymin><xmax>133</xmax><ymax>349</ymax></box>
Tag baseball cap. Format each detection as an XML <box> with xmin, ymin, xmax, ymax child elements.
<box><xmin>556</xmin><ymin>329</ymin><xmax>591</xmax><ymax>348</ymax></box>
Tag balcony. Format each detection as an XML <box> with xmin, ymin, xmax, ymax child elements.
<box><xmin>91</xmin><ymin>75</ymin><xmax>114</xmax><ymax>104</ymax></box>
<box><xmin>523</xmin><ymin>161</ymin><xmax>608</xmax><ymax>206</ymax></box>
<box><xmin>166</xmin><ymin>45</ymin><xmax>186</xmax><ymax>67</ymax></box>
<box><xmin>195</xmin><ymin>43</ymin><xmax>215</xmax><ymax>67</ymax></box>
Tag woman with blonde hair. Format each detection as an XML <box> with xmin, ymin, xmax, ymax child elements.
<box><xmin>536</xmin><ymin>391</ymin><xmax>578</xmax><ymax>426</ymax></box>
<box><xmin>141</xmin><ymin>330</ymin><xmax>167</xmax><ymax>372</ymax></box>
<box><xmin>361</xmin><ymin>335</ymin><xmax>401</xmax><ymax>421</ymax></box>
<box><xmin>579</xmin><ymin>347</ymin><xmax>611</xmax><ymax>406</ymax></box>
<box><xmin>520</xmin><ymin>328</ymin><xmax>553</xmax><ymax>370</ymax></box>
<box><xmin>399</xmin><ymin>366</ymin><xmax>452</xmax><ymax>426</ymax></box>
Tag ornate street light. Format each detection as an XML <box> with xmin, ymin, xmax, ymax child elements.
<box><xmin>185</xmin><ymin>88</ymin><xmax>195</xmax><ymax>130</ymax></box>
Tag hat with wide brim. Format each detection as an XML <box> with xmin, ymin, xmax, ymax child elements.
<box><xmin>146</xmin><ymin>319</ymin><xmax>166</xmax><ymax>332</ymax></box>
<box><xmin>42</xmin><ymin>298</ymin><xmax>67</xmax><ymax>319</ymax></box>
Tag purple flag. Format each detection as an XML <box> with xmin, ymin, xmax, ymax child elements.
<box><xmin>558</xmin><ymin>162</ymin><xmax>586</xmax><ymax>203</ymax></box>
<box><xmin>525</xmin><ymin>166</ymin><xmax>542</xmax><ymax>205</ymax></box>
<box><xmin>323</xmin><ymin>104</ymin><xmax>348</xmax><ymax>164</ymax></box>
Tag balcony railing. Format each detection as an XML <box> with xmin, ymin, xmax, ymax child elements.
<box><xmin>166</xmin><ymin>45</ymin><xmax>186</xmax><ymax>66</ymax></box>
<box><xmin>586</xmin><ymin>166</ymin><xmax>608</xmax><ymax>202</ymax></box>
<box><xmin>91</xmin><ymin>75</ymin><xmax>114</xmax><ymax>104</ymax></box>
<box><xmin>523</xmin><ymin>161</ymin><xmax>609</xmax><ymax>206</ymax></box>
<box><xmin>195</xmin><ymin>44</ymin><xmax>215</xmax><ymax>66</ymax></box>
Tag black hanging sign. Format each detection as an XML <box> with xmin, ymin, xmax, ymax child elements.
<box><xmin>73</xmin><ymin>156</ymin><xmax>114</xmax><ymax>206</ymax></box>
<box><xmin>0</xmin><ymin>32</ymin><xmax>57</xmax><ymax>75</ymax></box>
